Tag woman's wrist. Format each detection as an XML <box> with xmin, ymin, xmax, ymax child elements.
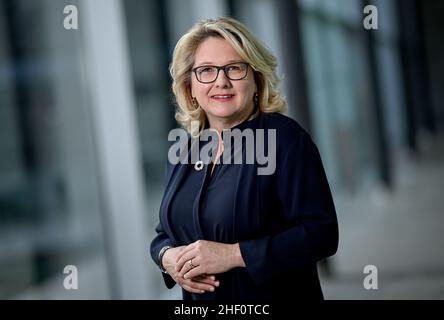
<box><xmin>158</xmin><ymin>245</ymin><xmax>172</xmax><ymax>273</ymax></box>
<box><xmin>232</xmin><ymin>243</ymin><xmax>246</xmax><ymax>268</ymax></box>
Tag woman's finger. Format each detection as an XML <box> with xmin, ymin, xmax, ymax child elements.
<box><xmin>188</xmin><ymin>279</ymin><xmax>216</xmax><ymax>292</ymax></box>
<box><xmin>176</xmin><ymin>251</ymin><xmax>197</xmax><ymax>272</ymax></box>
<box><xmin>181</xmin><ymin>284</ymin><xmax>204</xmax><ymax>294</ymax></box>
<box><xmin>183</xmin><ymin>266</ymin><xmax>206</xmax><ymax>280</ymax></box>
<box><xmin>176</xmin><ymin>243</ymin><xmax>196</xmax><ymax>263</ymax></box>
<box><xmin>194</xmin><ymin>274</ymin><xmax>215</xmax><ymax>282</ymax></box>
<box><xmin>181</xmin><ymin>278</ymin><xmax>215</xmax><ymax>293</ymax></box>
<box><xmin>194</xmin><ymin>275</ymin><xmax>220</xmax><ymax>287</ymax></box>
<box><xmin>178</xmin><ymin>256</ymin><xmax>200</xmax><ymax>277</ymax></box>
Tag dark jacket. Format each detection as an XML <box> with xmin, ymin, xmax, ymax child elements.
<box><xmin>150</xmin><ymin>112</ymin><xmax>339</xmax><ymax>300</ymax></box>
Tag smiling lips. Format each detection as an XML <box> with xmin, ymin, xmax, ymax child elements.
<box><xmin>211</xmin><ymin>94</ymin><xmax>235</xmax><ymax>102</ymax></box>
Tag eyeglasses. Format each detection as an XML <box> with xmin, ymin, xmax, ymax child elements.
<box><xmin>192</xmin><ymin>62</ymin><xmax>249</xmax><ymax>84</ymax></box>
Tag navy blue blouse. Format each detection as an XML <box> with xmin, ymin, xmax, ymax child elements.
<box><xmin>169</xmin><ymin>163</ymin><xmax>205</xmax><ymax>245</ymax></box>
<box><xmin>170</xmin><ymin>161</ymin><xmax>244</xmax><ymax>244</ymax></box>
<box><xmin>168</xmin><ymin>120</ymin><xmax>254</xmax><ymax>300</ymax></box>
<box><xmin>151</xmin><ymin>112</ymin><xmax>339</xmax><ymax>300</ymax></box>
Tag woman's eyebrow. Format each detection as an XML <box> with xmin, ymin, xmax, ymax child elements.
<box><xmin>195</xmin><ymin>60</ymin><xmax>243</xmax><ymax>66</ymax></box>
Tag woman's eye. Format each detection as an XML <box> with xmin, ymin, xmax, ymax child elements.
<box><xmin>227</xmin><ymin>66</ymin><xmax>240</xmax><ymax>72</ymax></box>
<box><xmin>200</xmin><ymin>67</ymin><xmax>215</xmax><ymax>74</ymax></box>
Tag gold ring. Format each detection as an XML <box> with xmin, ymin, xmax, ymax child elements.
<box><xmin>188</xmin><ymin>259</ymin><xmax>195</xmax><ymax>268</ymax></box>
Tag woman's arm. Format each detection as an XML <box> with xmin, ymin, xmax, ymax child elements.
<box><xmin>238</xmin><ymin>130</ymin><xmax>339</xmax><ymax>287</ymax></box>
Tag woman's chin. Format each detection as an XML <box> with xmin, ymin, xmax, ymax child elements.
<box><xmin>207</xmin><ymin>107</ymin><xmax>240</xmax><ymax>119</ymax></box>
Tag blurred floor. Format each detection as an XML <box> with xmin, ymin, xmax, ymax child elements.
<box><xmin>320</xmin><ymin>133</ymin><xmax>444</xmax><ymax>299</ymax></box>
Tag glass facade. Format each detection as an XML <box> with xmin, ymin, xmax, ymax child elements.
<box><xmin>0</xmin><ymin>0</ymin><xmax>442</xmax><ymax>299</ymax></box>
<box><xmin>299</xmin><ymin>0</ymin><xmax>380</xmax><ymax>193</ymax></box>
<box><xmin>0</xmin><ymin>0</ymin><xmax>109</xmax><ymax>298</ymax></box>
<box><xmin>122</xmin><ymin>0</ymin><xmax>182</xmax><ymax>299</ymax></box>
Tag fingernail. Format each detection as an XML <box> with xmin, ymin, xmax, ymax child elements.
<box><xmin>210</xmin><ymin>287</ymin><xmax>214</xmax><ymax>292</ymax></box>
<box><xmin>215</xmin><ymin>281</ymin><xmax>220</xmax><ymax>286</ymax></box>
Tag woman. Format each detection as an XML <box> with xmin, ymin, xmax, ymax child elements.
<box><xmin>150</xmin><ymin>17</ymin><xmax>338</xmax><ymax>300</ymax></box>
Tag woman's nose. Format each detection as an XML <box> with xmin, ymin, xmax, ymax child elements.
<box><xmin>214</xmin><ymin>69</ymin><xmax>232</xmax><ymax>88</ymax></box>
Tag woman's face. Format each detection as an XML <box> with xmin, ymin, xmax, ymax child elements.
<box><xmin>191</xmin><ymin>37</ymin><xmax>257</xmax><ymax>127</ymax></box>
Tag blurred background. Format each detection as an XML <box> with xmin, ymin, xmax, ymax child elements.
<box><xmin>0</xmin><ymin>0</ymin><xmax>443</xmax><ymax>299</ymax></box>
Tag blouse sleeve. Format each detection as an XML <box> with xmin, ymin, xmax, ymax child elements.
<box><xmin>150</xmin><ymin>223</ymin><xmax>176</xmax><ymax>289</ymax></box>
<box><xmin>150</xmin><ymin>161</ymin><xmax>176</xmax><ymax>289</ymax></box>
<box><xmin>239</xmin><ymin>129</ymin><xmax>339</xmax><ymax>287</ymax></box>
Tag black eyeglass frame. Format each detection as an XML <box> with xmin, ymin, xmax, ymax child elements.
<box><xmin>191</xmin><ymin>62</ymin><xmax>250</xmax><ymax>84</ymax></box>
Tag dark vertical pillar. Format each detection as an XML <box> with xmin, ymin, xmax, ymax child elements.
<box><xmin>3</xmin><ymin>0</ymin><xmax>36</xmax><ymax>173</ymax></box>
<box><xmin>275</xmin><ymin>0</ymin><xmax>311</xmax><ymax>134</ymax></box>
<box><xmin>397</xmin><ymin>0</ymin><xmax>418</xmax><ymax>153</ymax></box>
<box><xmin>226</xmin><ymin>0</ymin><xmax>236</xmax><ymax>18</ymax></box>
<box><xmin>3</xmin><ymin>0</ymin><xmax>46</xmax><ymax>221</ymax></box>
<box><xmin>419</xmin><ymin>0</ymin><xmax>444</xmax><ymax>129</ymax></box>
<box><xmin>414</xmin><ymin>0</ymin><xmax>436</xmax><ymax>135</ymax></box>
<box><xmin>362</xmin><ymin>0</ymin><xmax>392</xmax><ymax>189</ymax></box>
<box><xmin>397</xmin><ymin>0</ymin><xmax>436</xmax><ymax>152</ymax></box>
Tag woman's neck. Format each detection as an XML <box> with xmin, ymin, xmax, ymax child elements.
<box><xmin>208</xmin><ymin>104</ymin><xmax>255</xmax><ymax>134</ymax></box>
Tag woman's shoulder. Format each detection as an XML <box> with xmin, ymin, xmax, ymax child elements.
<box><xmin>260</xmin><ymin>112</ymin><xmax>310</xmax><ymax>141</ymax></box>
<box><xmin>260</xmin><ymin>113</ymin><xmax>320</xmax><ymax>165</ymax></box>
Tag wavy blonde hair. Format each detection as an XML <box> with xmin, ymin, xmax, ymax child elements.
<box><xmin>170</xmin><ymin>17</ymin><xmax>287</xmax><ymax>133</ymax></box>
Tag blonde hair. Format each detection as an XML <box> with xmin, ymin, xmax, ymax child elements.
<box><xmin>170</xmin><ymin>17</ymin><xmax>287</xmax><ymax>133</ymax></box>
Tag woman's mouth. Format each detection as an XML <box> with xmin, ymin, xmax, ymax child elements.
<box><xmin>211</xmin><ymin>94</ymin><xmax>235</xmax><ymax>102</ymax></box>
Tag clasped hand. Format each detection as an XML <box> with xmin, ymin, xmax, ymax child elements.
<box><xmin>175</xmin><ymin>240</ymin><xmax>240</xmax><ymax>280</ymax></box>
<box><xmin>162</xmin><ymin>245</ymin><xmax>220</xmax><ymax>294</ymax></box>
<box><xmin>164</xmin><ymin>240</ymin><xmax>243</xmax><ymax>294</ymax></box>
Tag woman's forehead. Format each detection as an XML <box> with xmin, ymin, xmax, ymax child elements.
<box><xmin>194</xmin><ymin>37</ymin><xmax>242</xmax><ymax>65</ymax></box>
